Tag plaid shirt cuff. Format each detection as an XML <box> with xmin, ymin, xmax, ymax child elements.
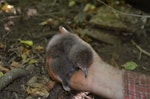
<box><xmin>124</xmin><ymin>71</ymin><xmax>150</xmax><ymax>99</ymax></box>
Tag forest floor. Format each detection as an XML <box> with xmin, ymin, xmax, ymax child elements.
<box><xmin>0</xmin><ymin>0</ymin><xmax>149</xmax><ymax>99</ymax></box>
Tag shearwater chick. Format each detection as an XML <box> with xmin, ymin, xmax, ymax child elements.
<box><xmin>46</xmin><ymin>32</ymin><xmax>76</xmax><ymax>91</ymax></box>
<box><xmin>59</xmin><ymin>26</ymin><xmax>93</xmax><ymax>77</ymax></box>
<box><xmin>46</xmin><ymin>55</ymin><xmax>76</xmax><ymax>91</ymax></box>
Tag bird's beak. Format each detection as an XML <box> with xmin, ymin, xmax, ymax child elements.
<box><xmin>79</xmin><ymin>66</ymin><xmax>88</xmax><ymax>78</ymax></box>
<box><xmin>62</xmin><ymin>82</ymin><xmax>70</xmax><ymax>91</ymax></box>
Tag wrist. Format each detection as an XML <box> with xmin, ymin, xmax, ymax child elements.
<box><xmin>90</xmin><ymin>63</ymin><xmax>124</xmax><ymax>99</ymax></box>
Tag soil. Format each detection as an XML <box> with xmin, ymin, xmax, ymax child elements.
<box><xmin>0</xmin><ymin>0</ymin><xmax>149</xmax><ymax>99</ymax></box>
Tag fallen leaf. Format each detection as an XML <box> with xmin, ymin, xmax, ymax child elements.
<box><xmin>1</xmin><ymin>3</ymin><xmax>15</xmax><ymax>13</ymax></box>
<box><xmin>122</xmin><ymin>61</ymin><xmax>138</xmax><ymax>70</ymax></box>
<box><xmin>26</xmin><ymin>86</ymin><xmax>49</xmax><ymax>97</ymax></box>
<box><xmin>68</xmin><ymin>1</ymin><xmax>76</xmax><ymax>7</ymax></box>
<box><xmin>19</xmin><ymin>39</ymin><xmax>33</xmax><ymax>47</ymax></box>
<box><xmin>27</xmin><ymin>8</ymin><xmax>37</xmax><ymax>18</ymax></box>
<box><xmin>22</xmin><ymin>48</ymin><xmax>31</xmax><ymax>56</ymax></box>
<box><xmin>46</xmin><ymin>80</ymin><xmax>55</xmax><ymax>91</ymax></box>
<box><xmin>35</xmin><ymin>45</ymin><xmax>44</xmax><ymax>51</ymax></box>
<box><xmin>26</xmin><ymin>76</ymin><xmax>54</xmax><ymax>97</ymax></box>
<box><xmin>0</xmin><ymin>65</ymin><xmax>10</xmax><ymax>72</ymax></box>
<box><xmin>10</xmin><ymin>61</ymin><xmax>21</xmax><ymax>68</ymax></box>
<box><xmin>0</xmin><ymin>42</ymin><xmax>5</xmax><ymax>49</ymax></box>
<box><xmin>4</xmin><ymin>20</ymin><xmax>14</xmax><ymax>31</ymax></box>
<box><xmin>21</xmin><ymin>53</ymin><xmax>28</xmax><ymax>61</ymax></box>
<box><xmin>39</xmin><ymin>18</ymin><xmax>54</xmax><ymax>26</ymax></box>
<box><xmin>0</xmin><ymin>72</ymin><xmax>4</xmax><ymax>77</ymax></box>
<box><xmin>84</xmin><ymin>3</ymin><xmax>96</xmax><ymax>12</ymax></box>
<box><xmin>29</xmin><ymin>59</ymin><xmax>38</xmax><ymax>64</ymax></box>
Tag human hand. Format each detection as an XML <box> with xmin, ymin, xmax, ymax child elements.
<box><xmin>46</xmin><ymin>27</ymin><xmax>124</xmax><ymax>99</ymax></box>
<box><xmin>69</xmin><ymin>38</ymin><xmax>124</xmax><ymax>99</ymax></box>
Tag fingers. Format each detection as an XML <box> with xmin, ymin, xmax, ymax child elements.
<box><xmin>59</xmin><ymin>26</ymin><xmax>70</xmax><ymax>34</ymax></box>
<box><xmin>46</xmin><ymin>57</ymin><xmax>62</xmax><ymax>83</ymax></box>
<box><xmin>69</xmin><ymin>70</ymin><xmax>91</xmax><ymax>91</ymax></box>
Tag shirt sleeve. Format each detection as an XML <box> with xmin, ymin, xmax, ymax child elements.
<box><xmin>124</xmin><ymin>71</ymin><xmax>150</xmax><ymax>99</ymax></box>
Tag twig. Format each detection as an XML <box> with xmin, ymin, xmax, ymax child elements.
<box><xmin>131</xmin><ymin>40</ymin><xmax>150</xmax><ymax>57</ymax></box>
<box><xmin>0</xmin><ymin>65</ymin><xmax>10</xmax><ymax>72</ymax></box>
<box><xmin>138</xmin><ymin>51</ymin><xmax>142</xmax><ymax>60</ymax></box>
<box><xmin>97</xmin><ymin>0</ymin><xmax>150</xmax><ymax>18</ymax></box>
<box><xmin>52</xmin><ymin>0</ymin><xmax>57</xmax><ymax>6</ymax></box>
<box><xmin>142</xmin><ymin>66</ymin><xmax>150</xmax><ymax>72</ymax></box>
<box><xmin>0</xmin><ymin>65</ymin><xmax>35</xmax><ymax>91</ymax></box>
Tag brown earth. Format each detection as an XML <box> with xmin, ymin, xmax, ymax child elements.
<box><xmin>0</xmin><ymin>0</ymin><xmax>149</xmax><ymax>99</ymax></box>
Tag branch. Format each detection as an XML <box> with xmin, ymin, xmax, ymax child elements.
<box><xmin>131</xmin><ymin>40</ymin><xmax>150</xmax><ymax>57</ymax></box>
<box><xmin>0</xmin><ymin>65</ymin><xmax>35</xmax><ymax>91</ymax></box>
